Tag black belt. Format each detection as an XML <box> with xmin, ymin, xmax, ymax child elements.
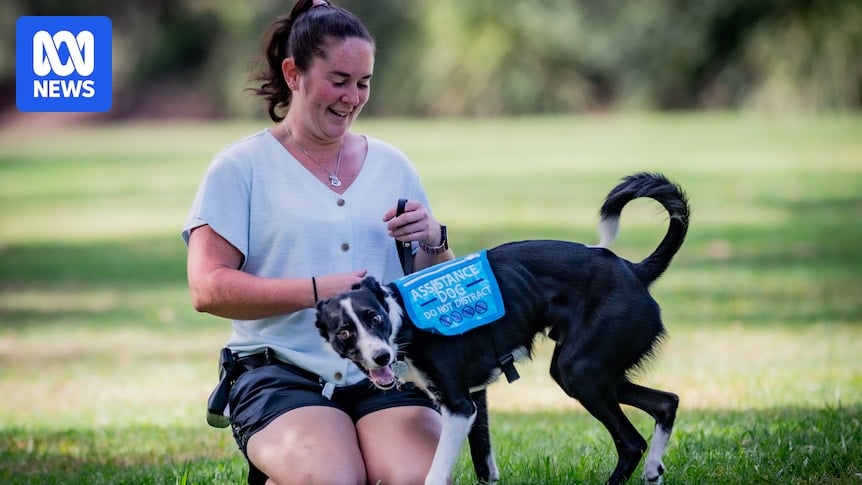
<box><xmin>234</xmin><ymin>347</ymin><xmax>276</xmax><ymax>374</ymax></box>
<box><xmin>235</xmin><ymin>347</ymin><xmax>321</xmax><ymax>383</ymax></box>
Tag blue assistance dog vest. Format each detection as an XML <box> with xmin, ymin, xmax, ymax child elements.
<box><xmin>393</xmin><ymin>250</ymin><xmax>505</xmax><ymax>336</ymax></box>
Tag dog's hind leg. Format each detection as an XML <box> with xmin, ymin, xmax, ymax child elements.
<box><xmin>426</xmin><ymin>401</ymin><xmax>477</xmax><ymax>485</ymax></box>
<box><xmin>553</xmin><ymin>377</ymin><xmax>646</xmax><ymax>483</ymax></box>
<box><xmin>550</xmin><ymin>348</ymin><xmax>647</xmax><ymax>484</ymax></box>
<box><xmin>582</xmin><ymin>391</ymin><xmax>648</xmax><ymax>484</ymax></box>
<box><xmin>550</xmin><ymin>353</ymin><xmax>646</xmax><ymax>483</ymax></box>
<box><xmin>467</xmin><ymin>390</ymin><xmax>499</xmax><ymax>483</ymax></box>
<box><xmin>617</xmin><ymin>382</ymin><xmax>678</xmax><ymax>484</ymax></box>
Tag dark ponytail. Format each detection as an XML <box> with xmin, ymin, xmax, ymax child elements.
<box><xmin>252</xmin><ymin>0</ymin><xmax>374</xmax><ymax>122</ymax></box>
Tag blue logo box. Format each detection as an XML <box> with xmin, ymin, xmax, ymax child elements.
<box><xmin>16</xmin><ymin>16</ymin><xmax>112</xmax><ymax>113</ymax></box>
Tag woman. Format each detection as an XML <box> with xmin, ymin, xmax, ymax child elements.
<box><xmin>182</xmin><ymin>1</ymin><xmax>453</xmax><ymax>483</ymax></box>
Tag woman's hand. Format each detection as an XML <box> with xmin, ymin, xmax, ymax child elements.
<box><xmin>313</xmin><ymin>269</ymin><xmax>368</xmax><ymax>303</ymax></box>
<box><xmin>382</xmin><ymin>200</ymin><xmax>443</xmax><ymax>248</ymax></box>
<box><xmin>382</xmin><ymin>200</ymin><xmax>453</xmax><ymax>271</ymax></box>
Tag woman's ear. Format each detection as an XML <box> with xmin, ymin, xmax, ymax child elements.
<box><xmin>282</xmin><ymin>57</ymin><xmax>299</xmax><ymax>91</ymax></box>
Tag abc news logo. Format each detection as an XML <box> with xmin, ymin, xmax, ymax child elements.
<box><xmin>33</xmin><ymin>30</ymin><xmax>97</xmax><ymax>97</ymax></box>
<box><xmin>16</xmin><ymin>16</ymin><xmax>112</xmax><ymax>113</ymax></box>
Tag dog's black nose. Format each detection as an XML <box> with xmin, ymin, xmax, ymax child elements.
<box><xmin>372</xmin><ymin>350</ymin><xmax>391</xmax><ymax>367</ymax></box>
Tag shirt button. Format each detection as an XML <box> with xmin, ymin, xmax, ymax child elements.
<box><xmin>341</xmin><ymin>243</ymin><xmax>350</xmax><ymax>252</ymax></box>
<box><xmin>334</xmin><ymin>372</ymin><xmax>343</xmax><ymax>381</ymax></box>
<box><xmin>336</xmin><ymin>199</ymin><xmax>345</xmax><ymax>207</ymax></box>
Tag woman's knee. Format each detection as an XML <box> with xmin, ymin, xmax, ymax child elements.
<box><xmin>247</xmin><ymin>407</ymin><xmax>367</xmax><ymax>485</ymax></box>
<box><xmin>358</xmin><ymin>406</ymin><xmax>441</xmax><ymax>484</ymax></box>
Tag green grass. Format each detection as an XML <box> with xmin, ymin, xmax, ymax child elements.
<box><xmin>1</xmin><ymin>113</ymin><xmax>861</xmax><ymax>484</ymax></box>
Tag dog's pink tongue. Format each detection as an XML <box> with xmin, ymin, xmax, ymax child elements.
<box><xmin>369</xmin><ymin>366</ymin><xmax>395</xmax><ymax>387</ymax></box>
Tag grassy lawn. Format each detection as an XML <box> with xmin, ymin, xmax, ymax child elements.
<box><xmin>1</xmin><ymin>113</ymin><xmax>860</xmax><ymax>484</ymax></box>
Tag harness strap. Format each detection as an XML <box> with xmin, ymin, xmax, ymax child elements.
<box><xmin>395</xmin><ymin>199</ymin><xmax>414</xmax><ymax>275</ymax></box>
<box><xmin>498</xmin><ymin>353</ymin><xmax>520</xmax><ymax>383</ymax></box>
<box><xmin>488</xmin><ymin>327</ymin><xmax>520</xmax><ymax>383</ymax></box>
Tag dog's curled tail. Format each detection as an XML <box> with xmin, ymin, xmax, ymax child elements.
<box><xmin>597</xmin><ymin>172</ymin><xmax>690</xmax><ymax>285</ymax></box>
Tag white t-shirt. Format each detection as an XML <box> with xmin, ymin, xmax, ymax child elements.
<box><xmin>182</xmin><ymin>129</ymin><xmax>431</xmax><ymax>386</ymax></box>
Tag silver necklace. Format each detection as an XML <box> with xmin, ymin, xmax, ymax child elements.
<box><xmin>289</xmin><ymin>132</ymin><xmax>344</xmax><ymax>187</ymax></box>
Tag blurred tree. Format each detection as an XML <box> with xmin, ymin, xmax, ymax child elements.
<box><xmin>724</xmin><ymin>0</ymin><xmax>862</xmax><ymax>111</ymax></box>
<box><xmin>1</xmin><ymin>0</ymin><xmax>859</xmax><ymax>119</ymax></box>
<box><xmin>390</xmin><ymin>0</ymin><xmax>861</xmax><ymax>114</ymax></box>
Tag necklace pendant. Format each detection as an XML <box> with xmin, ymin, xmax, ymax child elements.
<box><xmin>329</xmin><ymin>175</ymin><xmax>342</xmax><ymax>187</ymax></box>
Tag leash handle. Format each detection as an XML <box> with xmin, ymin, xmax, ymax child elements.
<box><xmin>395</xmin><ymin>199</ymin><xmax>414</xmax><ymax>275</ymax></box>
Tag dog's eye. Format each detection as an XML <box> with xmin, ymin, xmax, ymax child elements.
<box><xmin>371</xmin><ymin>313</ymin><xmax>384</xmax><ymax>325</ymax></box>
<box><xmin>336</xmin><ymin>329</ymin><xmax>352</xmax><ymax>340</ymax></box>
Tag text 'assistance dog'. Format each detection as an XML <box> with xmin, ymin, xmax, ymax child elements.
<box><xmin>315</xmin><ymin>173</ymin><xmax>690</xmax><ymax>485</ymax></box>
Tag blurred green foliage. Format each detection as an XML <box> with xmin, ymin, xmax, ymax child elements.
<box><xmin>2</xmin><ymin>0</ymin><xmax>860</xmax><ymax>117</ymax></box>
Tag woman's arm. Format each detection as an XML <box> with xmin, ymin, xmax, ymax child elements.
<box><xmin>187</xmin><ymin>224</ymin><xmax>366</xmax><ymax>319</ymax></box>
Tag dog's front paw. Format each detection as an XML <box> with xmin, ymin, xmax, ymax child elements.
<box><xmin>642</xmin><ymin>461</ymin><xmax>665</xmax><ymax>484</ymax></box>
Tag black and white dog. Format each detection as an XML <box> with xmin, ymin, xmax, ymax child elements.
<box><xmin>316</xmin><ymin>173</ymin><xmax>689</xmax><ymax>485</ymax></box>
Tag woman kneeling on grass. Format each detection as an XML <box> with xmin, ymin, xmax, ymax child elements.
<box><xmin>182</xmin><ymin>1</ymin><xmax>453</xmax><ymax>483</ymax></box>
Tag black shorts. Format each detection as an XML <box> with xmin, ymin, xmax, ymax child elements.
<box><xmin>228</xmin><ymin>360</ymin><xmax>437</xmax><ymax>484</ymax></box>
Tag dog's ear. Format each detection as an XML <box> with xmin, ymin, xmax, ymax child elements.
<box><xmin>359</xmin><ymin>275</ymin><xmax>379</xmax><ymax>290</ymax></box>
<box><xmin>351</xmin><ymin>276</ymin><xmax>378</xmax><ymax>291</ymax></box>
<box><xmin>359</xmin><ymin>276</ymin><xmax>388</xmax><ymax>304</ymax></box>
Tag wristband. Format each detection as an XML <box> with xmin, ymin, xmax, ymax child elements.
<box><xmin>420</xmin><ymin>224</ymin><xmax>448</xmax><ymax>254</ymax></box>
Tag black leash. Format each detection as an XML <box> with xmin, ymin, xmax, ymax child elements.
<box><xmin>395</xmin><ymin>199</ymin><xmax>414</xmax><ymax>275</ymax></box>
